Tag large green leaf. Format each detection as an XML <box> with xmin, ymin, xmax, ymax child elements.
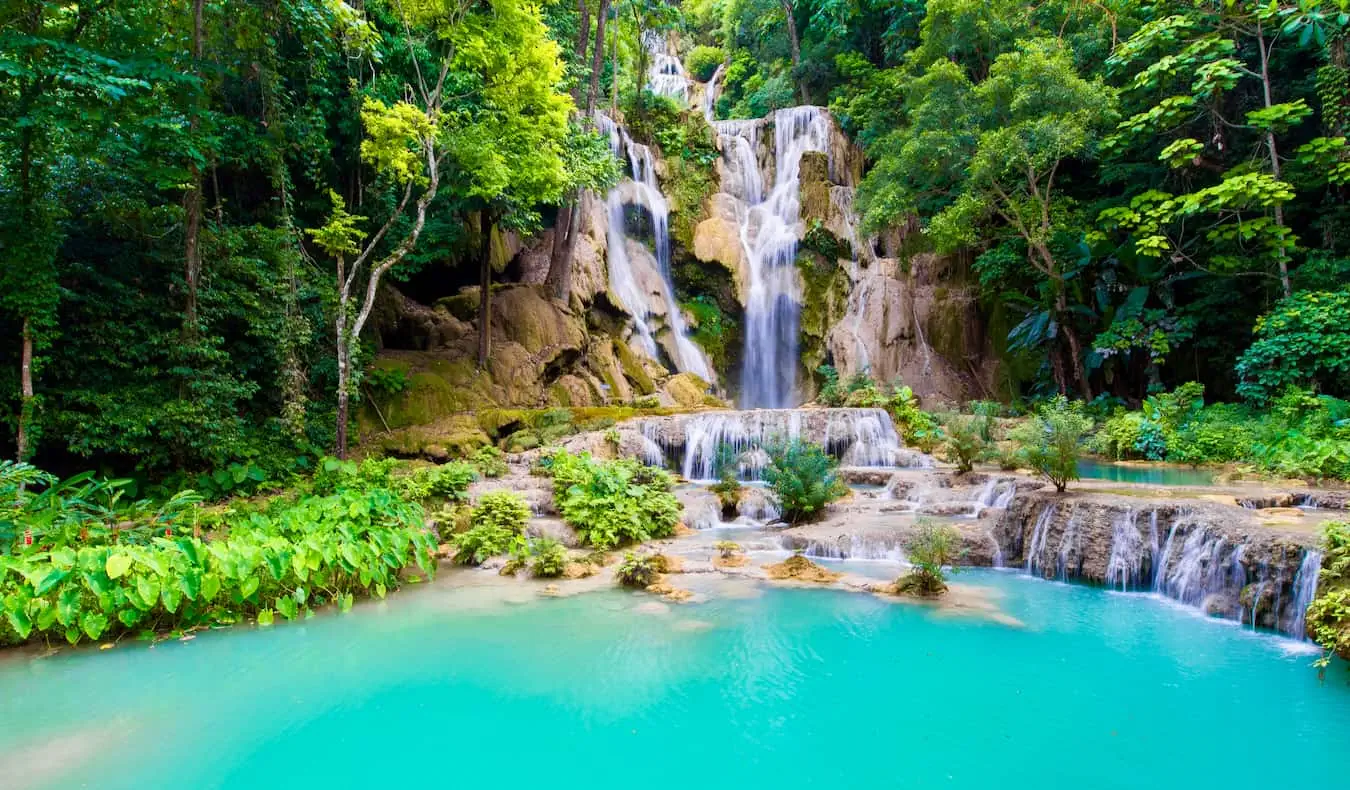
<box><xmin>106</xmin><ymin>553</ymin><xmax>133</xmax><ymax>579</ymax></box>
<box><xmin>34</xmin><ymin>567</ymin><xmax>71</xmax><ymax>596</ymax></box>
<box><xmin>201</xmin><ymin>573</ymin><xmax>221</xmax><ymax>602</ymax></box>
<box><xmin>239</xmin><ymin>575</ymin><xmax>260</xmax><ymax>600</ymax></box>
<box><xmin>179</xmin><ymin>570</ymin><xmax>201</xmax><ymax>601</ymax></box>
<box><xmin>6</xmin><ymin>608</ymin><xmax>33</xmax><ymax>640</ymax></box>
<box><xmin>80</xmin><ymin>611</ymin><xmax>108</xmax><ymax>641</ymax></box>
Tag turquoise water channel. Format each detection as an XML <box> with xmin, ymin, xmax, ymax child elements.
<box><xmin>3</xmin><ymin>570</ymin><xmax>1348</xmax><ymax>789</ymax></box>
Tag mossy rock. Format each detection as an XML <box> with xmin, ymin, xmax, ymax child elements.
<box><xmin>798</xmin><ymin>151</ymin><xmax>832</xmax><ymax>224</ymax></box>
<box><xmin>612</xmin><ymin>339</ymin><xmax>656</xmax><ymax>395</ymax></box>
<box><xmin>374</xmin><ymin>414</ymin><xmax>491</xmax><ymax>460</ymax></box>
<box><xmin>664</xmin><ymin>373</ymin><xmax>711</xmax><ymax>409</ymax></box>
<box><xmin>795</xmin><ymin>250</ymin><xmax>849</xmax><ymax>390</ymax></box>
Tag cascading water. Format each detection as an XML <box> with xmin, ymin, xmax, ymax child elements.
<box><xmin>703</xmin><ymin>62</ymin><xmax>726</xmax><ymax>121</ymax></box>
<box><xmin>1023</xmin><ymin>504</ymin><xmax>1058</xmax><ymax>576</ymax></box>
<box><xmin>645</xmin><ymin>33</ymin><xmax>690</xmax><ymax>102</ymax></box>
<box><xmin>597</xmin><ymin>115</ymin><xmax>713</xmax><ymax>381</ymax></box>
<box><xmin>637</xmin><ymin>407</ymin><xmax>916</xmax><ymax>481</ymax></box>
<box><xmin>1289</xmin><ymin>550</ymin><xmax>1323</xmax><ymax>639</ymax></box>
<box><xmin>714</xmin><ymin>107</ymin><xmax>833</xmax><ymax>408</ymax></box>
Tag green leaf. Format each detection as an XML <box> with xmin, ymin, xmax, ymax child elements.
<box><xmin>276</xmin><ymin>596</ymin><xmax>298</xmax><ymax>621</ymax></box>
<box><xmin>240</xmin><ymin>575</ymin><xmax>260</xmax><ymax>600</ymax></box>
<box><xmin>257</xmin><ymin>609</ymin><xmax>275</xmax><ymax>627</ymax></box>
<box><xmin>161</xmin><ymin>584</ymin><xmax>182</xmax><ymax>614</ymax></box>
<box><xmin>201</xmin><ymin>573</ymin><xmax>221</xmax><ymax>602</ymax></box>
<box><xmin>179</xmin><ymin>570</ymin><xmax>201</xmax><ymax>601</ymax></box>
<box><xmin>135</xmin><ymin>576</ymin><xmax>160</xmax><ymax>611</ymax></box>
<box><xmin>106</xmin><ymin>553</ymin><xmax>133</xmax><ymax>579</ymax></box>
<box><xmin>35</xmin><ymin>568</ymin><xmax>71</xmax><ymax>596</ymax></box>
<box><xmin>50</xmin><ymin>547</ymin><xmax>77</xmax><ymax>570</ymax></box>
<box><xmin>117</xmin><ymin>608</ymin><xmax>141</xmax><ymax>628</ymax></box>
<box><xmin>7</xmin><ymin>608</ymin><xmax>33</xmax><ymax>640</ymax></box>
<box><xmin>80</xmin><ymin>611</ymin><xmax>108</xmax><ymax>641</ymax></box>
<box><xmin>293</xmin><ymin>586</ymin><xmax>307</xmax><ymax>606</ymax></box>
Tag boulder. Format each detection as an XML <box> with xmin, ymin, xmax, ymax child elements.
<box><xmin>663</xmin><ymin>372</ymin><xmax>711</xmax><ymax>409</ymax></box>
<box><xmin>693</xmin><ymin>193</ymin><xmax>749</xmax><ymax>303</ymax></box>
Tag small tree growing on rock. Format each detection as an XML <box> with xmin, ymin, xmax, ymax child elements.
<box><xmin>1010</xmin><ymin>396</ymin><xmax>1093</xmax><ymax>492</ymax></box>
<box><xmin>896</xmin><ymin>520</ymin><xmax>962</xmax><ymax>597</ymax></box>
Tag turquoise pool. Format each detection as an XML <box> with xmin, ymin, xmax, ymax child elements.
<box><xmin>2</xmin><ymin>570</ymin><xmax>1347</xmax><ymax>789</ymax></box>
<box><xmin>1077</xmin><ymin>458</ymin><xmax>1219</xmax><ymax>486</ymax></box>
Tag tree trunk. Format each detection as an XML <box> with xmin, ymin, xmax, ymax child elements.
<box><xmin>574</xmin><ymin>0</ymin><xmax>591</xmax><ymax>104</ymax></box>
<box><xmin>477</xmin><ymin>213</ymin><xmax>494</xmax><ymax>369</ymax></box>
<box><xmin>587</xmin><ymin>0</ymin><xmax>610</xmax><ymax>116</ymax></box>
<box><xmin>546</xmin><ymin>200</ymin><xmax>581</xmax><ymax>300</ymax></box>
<box><xmin>16</xmin><ymin>318</ymin><xmax>33</xmax><ymax>462</ymax></box>
<box><xmin>610</xmin><ymin>19</ymin><xmax>619</xmax><ymax>113</ymax></box>
<box><xmin>1256</xmin><ymin>20</ymin><xmax>1292</xmax><ymax>298</ymax></box>
<box><xmin>334</xmin><ymin>255</ymin><xmax>351</xmax><ymax>459</ymax></box>
<box><xmin>779</xmin><ymin>0</ymin><xmax>808</xmax><ymax>104</ymax></box>
<box><xmin>183</xmin><ymin>0</ymin><xmax>206</xmax><ymax>333</ymax></box>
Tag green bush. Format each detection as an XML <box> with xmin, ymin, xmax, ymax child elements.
<box><xmin>888</xmin><ymin>385</ymin><xmax>941</xmax><ymax>450</ymax></box>
<box><xmin>399</xmin><ymin>461</ymin><xmax>478</xmax><ymax>502</ymax></box>
<box><xmin>816</xmin><ymin>364</ymin><xmax>844</xmax><ymax>407</ymax></box>
<box><xmin>1010</xmin><ymin>396</ymin><xmax>1093</xmax><ymax>492</ymax></box>
<box><xmin>762</xmin><ymin>438</ymin><xmax>848</xmax><ymax>524</ymax></box>
<box><xmin>471</xmin><ymin>445</ymin><xmax>509</xmax><ymax>478</ymax></box>
<box><xmin>939</xmin><ymin>416</ymin><xmax>985</xmax><ymax>474</ymax></box>
<box><xmin>454</xmin><ymin>491</ymin><xmax>530</xmax><ymax>565</ymax></box>
<box><xmin>527</xmin><ymin>537</ymin><xmax>568</xmax><ymax>578</ymax></box>
<box><xmin>1237</xmin><ymin>291</ymin><xmax>1350</xmax><ymax>404</ymax></box>
<box><xmin>1308</xmin><ymin>521</ymin><xmax>1350</xmax><ymax>670</ymax></box>
<box><xmin>969</xmin><ymin>400</ymin><xmax>1001</xmax><ymax>441</ymax></box>
<box><xmin>686</xmin><ymin>45</ymin><xmax>724</xmax><ymax>81</ymax></box>
<box><xmin>616</xmin><ymin>552</ymin><xmax>661</xmax><ymax>588</ymax></box>
<box><xmin>896</xmin><ymin>520</ymin><xmax>961</xmax><ymax>597</ymax></box>
<box><xmin>548</xmin><ymin>452</ymin><xmax>681</xmax><ymax>549</ymax></box>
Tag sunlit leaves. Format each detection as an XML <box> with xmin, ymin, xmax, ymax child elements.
<box><xmin>1247</xmin><ymin>99</ymin><xmax>1313</xmax><ymax>133</ymax></box>
<box><xmin>359</xmin><ymin>99</ymin><xmax>439</xmax><ymax>186</ymax></box>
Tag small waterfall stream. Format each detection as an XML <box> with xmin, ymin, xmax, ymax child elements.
<box><xmin>598</xmin><ymin>115</ymin><xmax>713</xmax><ymax>381</ymax></box>
<box><xmin>645</xmin><ymin>33</ymin><xmax>690</xmax><ymax>101</ymax></box>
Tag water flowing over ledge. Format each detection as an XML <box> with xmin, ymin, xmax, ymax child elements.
<box><xmin>993</xmin><ymin>494</ymin><xmax>1324</xmax><ymax>639</ymax></box>
<box><xmin>635</xmin><ymin>407</ymin><xmax>932</xmax><ymax>481</ymax></box>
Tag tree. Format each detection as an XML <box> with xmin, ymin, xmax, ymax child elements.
<box><xmin>430</xmin><ymin>0</ymin><xmax>573</xmax><ymax>368</ymax></box>
<box><xmin>1010</xmin><ymin>395</ymin><xmax>1093</xmax><ymax>492</ymax></box>
<box><xmin>861</xmin><ymin>38</ymin><xmax>1118</xmax><ymax>398</ymax></box>
<box><xmin>1099</xmin><ymin>3</ymin><xmax>1350</xmax><ymax>298</ymax></box>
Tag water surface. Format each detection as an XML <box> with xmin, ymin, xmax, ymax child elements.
<box><xmin>2</xmin><ymin>571</ymin><xmax>1347</xmax><ymax>789</ymax></box>
<box><xmin>1077</xmin><ymin>458</ymin><xmax>1218</xmax><ymax>487</ymax></box>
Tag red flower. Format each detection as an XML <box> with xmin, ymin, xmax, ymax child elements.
<box><xmin>23</xmin><ymin>529</ymin><xmax>33</xmax><ymax>546</ymax></box>
<box><xmin>165</xmin><ymin>528</ymin><xmax>172</xmax><ymax>537</ymax></box>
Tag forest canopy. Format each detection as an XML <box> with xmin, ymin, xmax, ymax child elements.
<box><xmin>2</xmin><ymin>0</ymin><xmax>1348</xmax><ymax>482</ymax></box>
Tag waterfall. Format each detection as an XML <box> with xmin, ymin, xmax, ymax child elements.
<box><xmin>1024</xmin><ymin>504</ymin><xmax>1057</xmax><ymax>576</ymax></box>
<box><xmin>970</xmin><ymin>479</ymin><xmax>1015</xmax><ymax>519</ymax></box>
<box><xmin>1104</xmin><ymin>509</ymin><xmax>1145</xmax><ymax>591</ymax></box>
<box><xmin>703</xmin><ymin>62</ymin><xmax>726</xmax><ymax>121</ymax></box>
<box><xmin>597</xmin><ymin>115</ymin><xmax>713</xmax><ymax>381</ymax></box>
<box><xmin>1289</xmin><ymin>550</ymin><xmax>1323</xmax><ymax>639</ymax></box>
<box><xmin>637</xmin><ymin>407</ymin><xmax>915</xmax><ymax>481</ymax></box>
<box><xmin>645</xmin><ymin>33</ymin><xmax>689</xmax><ymax>101</ymax></box>
<box><xmin>714</xmin><ymin>107</ymin><xmax>832</xmax><ymax>408</ymax></box>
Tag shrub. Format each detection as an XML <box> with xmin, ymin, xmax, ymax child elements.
<box><xmin>1010</xmin><ymin>396</ymin><xmax>1093</xmax><ymax>492</ymax></box>
<box><xmin>1237</xmin><ymin>290</ymin><xmax>1350</xmax><ymax>404</ymax></box>
<box><xmin>549</xmin><ymin>452</ymin><xmax>681</xmax><ymax>549</ymax></box>
<box><xmin>939</xmin><ymin>416</ymin><xmax>985</xmax><ymax>474</ymax></box>
<box><xmin>471</xmin><ymin>446</ymin><xmax>508</xmax><ymax>478</ymax></box>
<box><xmin>714</xmin><ymin>540</ymin><xmax>742</xmax><ymax>558</ymax></box>
<box><xmin>888</xmin><ymin>385</ymin><xmax>941</xmax><ymax>450</ymax></box>
<box><xmin>844</xmin><ymin>373</ymin><xmax>887</xmax><ymax>408</ymax></box>
<box><xmin>686</xmin><ymin>45</ymin><xmax>724</xmax><ymax>81</ymax></box>
<box><xmin>969</xmin><ymin>400</ymin><xmax>1001</xmax><ymax>441</ymax></box>
<box><xmin>896</xmin><ymin>520</ymin><xmax>961</xmax><ymax>597</ymax></box>
<box><xmin>528</xmin><ymin>538</ymin><xmax>568</xmax><ymax>578</ymax></box>
<box><xmin>454</xmin><ymin>491</ymin><xmax>530</xmax><ymax>565</ymax></box>
<box><xmin>616</xmin><ymin>552</ymin><xmax>661</xmax><ymax>588</ymax></box>
<box><xmin>708</xmin><ymin>441</ymin><xmax>742</xmax><ymax>514</ymax></box>
<box><xmin>762</xmin><ymin>438</ymin><xmax>847</xmax><ymax>524</ymax></box>
<box><xmin>816</xmin><ymin>364</ymin><xmax>844</xmax><ymax>407</ymax></box>
<box><xmin>1308</xmin><ymin>522</ymin><xmax>1350</xmax><ymax>671</ymax></box>
<box><xmin>1093</xmin><ymin>409</ymin><xmax>1144</xmax><ymax>460</ymax></box>
<box><xmin>396</xmin><ymin>461</ymin><xmax>478</xmax><ymax>502</ymax></box>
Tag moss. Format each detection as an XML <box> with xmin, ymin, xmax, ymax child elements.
<box><xmin>671</xmin><ymin>258</ymin><xmax>743</xmax><ymax>381</ymax></box>
<box><xmin>665</xmin><ymin>373</ymin><xmax>710</xmax><ymax>408</ymax></box>
<box><xmin>798</xmin><ymin>151</ymin><xmax>832</xmax><ymax>224</ymax></box>
<box><xmin>667</xmin><ymin>155</ymin><xmax>716</xmax><ymax>252</ymax></box>
<box><xmin>795</xmin><ymin>250</ymin><xmax>849</xmax><ymax>388</ymax></box>
<box><xmin>764</xmin><ymin>555</ymin><xmax>841</xmax><ymax>583</ymax></box>
<box><xmin>612</xmin><ymin>339</ymin><xmax>656</xmax><ymax>395</ymax></box>
<box><xmin>802</xmin><ymin>219</ymin><xmax>851</xmax><ymax>262</ymax></box>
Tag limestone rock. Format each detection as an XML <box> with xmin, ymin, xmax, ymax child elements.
<box><xmin>692</xmin><ymin>193</ymin><xmax>749</xmax><ymax>303</ymax></box>
<box><xmin>663</xmin><ymin>372</ymin><xmax>711</xmax><ymax>409</ymax></box>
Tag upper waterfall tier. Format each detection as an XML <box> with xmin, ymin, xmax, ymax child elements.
<box><xmin>636</xmin><ymin>407</ymin><xmax>933</xmax><ymax>481</ymax></box>
<box><xmin>645</xmin><ymin>32</ymin><xmax>690</xmax><ymax>102</ymax></box>
<box><xmin>712</xmin><ymin>107</ymin><xmax>834</xmax><ymax>409</ymax></box>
